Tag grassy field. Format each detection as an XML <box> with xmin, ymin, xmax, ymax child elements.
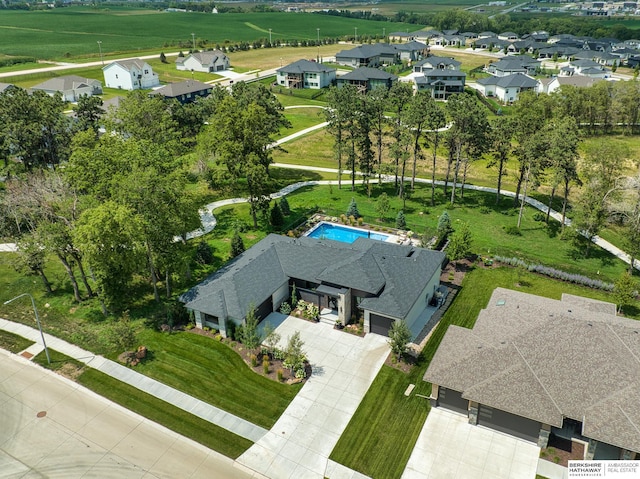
<box><xmin>0</xmin><ymin>7</ymin><xmax>415</xmax><ymax>60</ymax></box>
<box><xmin>33</xmin><ymin>349</ymin><xmax>253</xmax><ymax>458</ymax></box>
<box><xmin>330</xmin><ymin>265</ymin><xmax>639</xmax><ymax>478</ymax></box>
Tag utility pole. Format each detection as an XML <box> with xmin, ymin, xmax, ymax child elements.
<box><xmin>97</xmin><ymin>40</ymin><xmax>103</xmax><ymax>65</ymax></box>
<box><xmin>355</xmin><ymin>27</ymin><xmax>358</xmax><ymax>43</ymax></box>
<box><xmin>317</xmin><ymin>28</ymin><xmax>320</xmax><ymax>62</ymax></box>
<box><xmin>191</xmin><ymin>32</ymin><xmax>196</xmax><ymax>51</ymax></box>
<box><xmin>269</xmin><ymin>28</ymin><xmax>272</xmax><ymax>45</ymax></box>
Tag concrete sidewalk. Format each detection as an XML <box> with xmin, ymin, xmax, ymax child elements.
<box><xmin>0</xmin><ymin>318</ymin><xmax>268</xmax><ymax>443</ymax></box>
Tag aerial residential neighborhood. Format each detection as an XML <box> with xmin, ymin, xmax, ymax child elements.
<box><xmin>1</xmin><ymin>3</ymin><xmax>640</xmax><ymax>479</ymax></box>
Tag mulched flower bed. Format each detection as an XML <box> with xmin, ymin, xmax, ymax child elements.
<box><xmin>540</xmin><ymin>436</ymin><xmax>585</xmax><ymax>467</ymax></box>
<box><xmin>384</xmin><ymin>352</ymin><xmax>418</xmax><ymax>373</ymax></box>
<box><xmin>186</xmin><ymin>328</ymin><xmax>311</xmax><ymax>384</ymax></box>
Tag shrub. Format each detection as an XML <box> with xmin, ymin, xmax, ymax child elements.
<box><xmin>479</xmin><ymin>206</ymin><xmax>492</xmax><ymax>214</ymax></box>
<box><xmin>279</xmin><ymin>196</ymin><xmax>291</xmax><ymax>216</ymax></box>
<box><xmin>533</xmin><ymin>212</ymin><xmax>546</xmax><ymax>222</ymax></box>
<box><xmin>280</xmin><ymin>302</ymin><xmax>292</xmax><ymax>315</ymax></box>
<box><xmin>349</xmin><ymin>215</ymin><xmax>356</xmax><ymax>225</ymax></box>
<box><xmin>262</xmin><ymin>355</ymin><xmax>270</xmax><ymax>374</ymax></box>
<box><xmin>357</xmin><ymin>217</ymin><xmax>364</xmax><ymax>226</ymax></box>
<box><xmin>346</xmin><ymin>198</ymin><xmax>360</xmax><ymax>218</ymax></box>
<box><xmin>230</xmin><ymin>232</ymin><xmax>245</xmax><ymax>258</ymax></box>
<box><xmin>250</xmin><ymin>353</ymin><xmax>258</xmax><ymax>367</ymax></box>
<box><xmin>503</xmin><ymin>225</ymin><xmax>522</xmax><ymax>236</ymax></box>
<box><xmin>270</xmin><ymin>202</ymin><xmax>284</xmax><ymax>228</ymax></box>
<box><xmin>195</xmin><ymin>240</ymin><xmax>214</xmax><ymax>265</ymax></box>
<box><xmin>277</xmin><ymin>368</ymin><xmax>284</xmax><ymax>382</ymax></box>
<box><xmin>340</xmin><ymin>214</ymin><xmax>348</xmax><ymax>224</ymax></box>
<box><xmin>396</xmin><ymin>210</ymin><xmax>407</xmax><ymax>230</ymax></box>
<box><xmin>295</xmin><ymin>368</ymin><xmax>306</xmax><ymax>379</ymax></box>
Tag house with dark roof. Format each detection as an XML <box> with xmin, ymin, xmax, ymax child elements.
<box><xmin>498</xmin><ymin>31</ymin><xmax>519</xmax><ymax>41</ymax></box>
<box><xmin>336</xmin><ymin>67</ymin><xmax>397</xmax><ymax>91</ymax></box>
<box><xmin>0</xmin><ymin>82</ymin><xmax>17</xmax><ymax>94</ymax></box>
<box><xmin>276</xmin><ymin>59</ymin><xmax>336</xmax><ymax>89</ymax></box>
<box><xmin>149</xmin><ymin>80</ymin><xmax>212</xmax><ymax>104</ymax></box>
<box><xmin>541</xmin><ymin>75</ymin><xmax>600</xmax><ymax>95</ymax></box>
<box><xmin>431</xmin><ymin>34</ymin><xmax>466</xmax><ymax>47</ymax></box>
<box><xmin>335</xmin><ymin>44</ymin><xmax>399</xmax><ymax>68</ymax></box>
<box><xmin>180</xmin><ymin>234</ymin><xmax>445</xmax><ymax>338</ymax></box>
<box><xmin>476</xmin><ymin>73</ymin><xmax>539</xmax><ymax>103</ymax></box>
<box><xmin>414</xmin><ymin>70</ymin><xmax>466</xmax><ymax>99</ymax></box>
<box><xmin>103</xmin><ymin>58</ymin><xmax>159</xmax><ymax>90</ymax></box>
<box><xmin>413</xmin><ymin>56</ymin><xmax>461</xmax><ymax>73</ymax></box>
<box><xmin>175</xmin><ymin>50</ymin><xmax>230</xmax><ymax>73</ymax></box>
<box><xmin>394</xmin><ymin>41</ymin><xmax>429</xmax><ymax>62</ymax></box>
<box><xmin>31</xmin><ymin>75</ymin><xmax>102</xmax><ymax>102</ymax></box>
<box><xmin>486</xmin><ymin>57</ymin><xmax>539</xmax><ymax>77</ymax></box>
<box><xmin>424</xmin><ymin>288</ymin><xmax>640</xmax><ymax>460</ymax></box>
<box><xmin>472</xmin><ymin>37</ymin><xmax>510</xmax><ymax>50</ymax></box>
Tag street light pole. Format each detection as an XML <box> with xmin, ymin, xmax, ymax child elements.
<box><xmin>269</xmin><ymin>28</ymin><xmax>272</xmax><ymax>45</ymax></box>
<box><xmin>97</xmin><ymin>40</ymin><xmax>103</xmax><ymax>66</ymax></box>
<box><xmin>317</xmin><ymin>28</ymin><xmax>320</xmax><ymax>62</ymax></box>
<box><xmin>4</xmin><ymin>293</ymin><xmax>50</xmax><ymax>364</ymax></box>
<box><xmin>355</xmin><ymin>27</ymin><xmax>358</xmax><ymax>44</ymax></box>
<box><xmin>191</xmin><ymin>32</ymin><xmax>196</xmax><ymax>51</ymax></box>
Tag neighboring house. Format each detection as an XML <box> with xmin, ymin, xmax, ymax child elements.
<box><xmin>431</xmin><ymin>34</ymin><xmax>466</xmax><ymax>47</ymax></box>
<box><xmin>498</xmin><ymin>31</ymin><xmax>519</xmax><ymax>41</ymax></box>
<box><xmin>537</xmin><ymin>45</ymin><xmax>581</xmax><ymax>59</ymax></box>
<box><xmin>175</xmin><ymin>50</ymin><xmax>230</xmax><ymax>73</ymax></box>
<box><xmin>149</xmin><ymin>80</ymin><xmax>212</xmax><ymax>104</ymax></box>
<box><xmin>424</xmin><ymin>288</ymin><xmax>640</xmax><ymax>460</ymax></box>
<box><xmin>103</xmin><ymin>59</ymin><xmax>160</xmax><ymax>90</ymax></box>
<box><xmin>394</xmin><ymin>41</ymin><xmax>429</xmax><ymax>62</ymax></box>
<box><xmin>476</xmin><ymin>73</ymin><xmax>539</xmax><ymax>103</ymax></box>
<box><xmin>486</xmin><ymin>57</ymin><xmax>539</xmax><ymax>77</ymax></box>
<box><xmin>413</xmin><ymin>55</ymin><xmax>461</xmax><ymax>72</ymax></box>
<box><xmin>276</xmin><ymin>59</ymin><xmax>336</xmax><ymax>89</ymax></box>
<box><xmin>30</xmin><ymin>75</ymin><xmax>102</xmax><ymax>102</ymax></box>
<box><xmin>478</xmin><ymin>31</ymin><xmax>498</xmax><ymax>39</ymax></box>
<box><xmin>336</xmin><ymin>67</ymin><xmax>397</xmax><ymax>91</ymax></box>
<box><xmin>541</xmin><ymin>75</ymin><xmax>600</xmax><ymax>94</ymax></box>
<box><xmin>473</xmin><ymin>38</ymin><xmax>510</xmax><ymax>50</ymax></box>
<box><xmin>414</xmin><ymin>70</ymin><xmax>466</xmax><ymax>99</ymax></box>
<box><xmin>570</xmin><ymin>59</ymin><xmax>607</xmax><ymax>75</ymax></box>
<box><xmin>180</xmin><ymin>234</ymin><xmax>445</xmax><ymax>338</ymax></box>
<box><xmin>413</xmin><ymin>30</ymin><xmax>443</xmax><ymax>43</ymax></box>
<box><xmin>335</xmin><ymin>44</ymin><xmax>399</xmax><ymax>68</ymax></box>
<box><xmin>388</xmin><ymin>32</ymin><xmax>414</xmax><ymax>42</ymax></box>
<box><xmin>0</xmin><ymin>82</ymin><xmax>16</xmax><ymax>94</ymax></box>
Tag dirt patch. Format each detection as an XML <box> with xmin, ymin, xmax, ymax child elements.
<box><xmin>384</xmin><ymin>351</ymin><xmax>417</xmax><ymax>373</ymax></box>
<box><xmin>57</xmin><ymin>362</ymin><xmax>84</xmax><ymax>380</ymax></box>
<box><xmin>441</xmin><ymin>259</ymin><xmax>474</xmax><ymax>287</ymax></box>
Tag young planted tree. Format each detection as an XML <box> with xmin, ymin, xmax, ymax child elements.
<box><xmin>388</xmin><ymin>320</ymin><xmax>411</xmax><ymax>361</ymax></box>
<box><xmin>446</xmin><ymin>221</ymin><xmax>472</xmax><ymax>270</ymax></box>
<box><xmin>346</xmin><ymin>198</ymin><xmax>361</xmax><ymax>218</ymax></box>
<box><xmin>284</xmin><ymin>331</ymin><xmax>307</xmax><ymax>374</ymax></box>
<box><xmin>396</xmin><ymin>210</ymin><xmax>406</xmax><ymax>230</ymax></box>
<box><xmin>436</xmin><ymin>211</ymin><xmax>453</xmax><ymax>246</ymax></box>
<box><xmin>263</xmin><ymin>321</ymin><xmax>281</xmax><ymax>355</ymax></box>
<box><xmin>240</xmin><ymin>304</ymin><xmax>263</xmax><ymax>351</ymax></box>
<box><xmin>376</xmin><ymin>192</ymin><xmax>390</xmax><ymax>221</ymax></box>
<box><xmin>230</xmin><ymin>231</ymin><xmax>245</xmax><ymax>258</ymax></box>
<box><xmin>279</xmin><ymin>196</ymin><xmax>291</xmax><ymax>216</ymax></box>
<box><xmin>270</xmin><ymin>201</ymin><xmax>284</xmax><ymax>228</ymax></box>
<box><xmin>614</xmin><ymin>272</ymin><xmax>637</xmax><ymax>315</ymax></box>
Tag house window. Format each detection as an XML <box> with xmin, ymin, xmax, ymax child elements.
<box><xmin>144</xmin><ymin>69</ymin><xmax>149</xmax><ymax>74</ymax></box>
<box><xmin>115</xmin><ymin>74</ymin><xmax>118</xmax><ymax>79</ymax></box>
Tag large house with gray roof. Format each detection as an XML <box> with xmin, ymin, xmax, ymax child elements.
<box><xmin>335</xmin><ymin>44</ymin><xmax>399</xmax><ymax>68</ymax></box>
<box><xmin>175</xmin><ymin>50</ymin><xmax>229</xmax><ymax>73</ymax></box>
<box><xmin>336</xmin><ymin>67</ymin><xmax>397</xmax><ymax>92</ymax></box>
<box><xmin>424</xmin><ymin>288</ymin><xmax>640</xmax><ymax>461</ymax></box>
<box><xmin>149</xmin><ymin>80</ymin><xmax>212</xmax><ymax>104</ymax></box>
<box><xmin>31</xmin><ymin>75</ymin><xmax>102</xmax><ymax>102</ymax></box>
<box><xmin>276</xmin><ymin>59</ymin><xmax>336</xmax><ymax>89</ymax></box>
<box><xmin>180</xmin><ymin>234</ymin><xmax>445</xmax><ymax>338</ymax></box>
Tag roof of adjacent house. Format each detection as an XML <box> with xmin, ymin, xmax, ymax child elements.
<box><xmin>276</xmin><ymin>59</ymin><xmax>336</xmax><ymax>74</ymax></box>
<box><xmin>394</xmin><ymin>41</ymin><xmax>428</xmax><ymax>52</ymax></box>
<box><xmin>0</xmin><ymin>82</ymin><xmax>15</xmax><ymax>93</ymax></box>
<box><xmin>338</xmin><ymin>67</ymin><xmax>398</xmax><ymax>82</ymax></box>
<box><xmin>489</xmin><ymin>56</ymin><xmax>538</xmax><ymax>71</ymax></box>
<box><xmin>554</xmin><ymin>75</ymin><xmax>600</xmax><ymax>88</ymax></box>
<box><xmin>31</xmin><ymin>75</ymin><xmax>101</xmax><ymax>92</ymax></box>
<box><xmin>414</xmin><ymin>56</ymin><xmax>461</xmax><ymax>69</ymax></box>
<box><xmin>477</xmin><ymin>73</ymin><xmax>539</xmax><ymax>89</ymax></box>
<box><xmin>571</xmin><ymin>58</ymin><xmax>603</xmax><ymax>69</ymax></box>
<box><xmin>424</xmin><ymin>287</ymin><xmax>640</xmax><ymax>454</ymax></box>
<box><xmin>422</xmin><ymin>70</ymin><xmax>466</xmax><ymax>79</ymax></box>
<box><xmin>335</xmin><ymin>44</ymin><xmax>398</xmax><ymax>60</ymax></box>
<box><xmin>149</xmin><ymin>80</ymin><xmax>212</xmax><ymax>98</ymax></box>
<box><xmin>180</xmin><ymin>233</ymin><xmax>444</xmax><ymax>321</ymax></box>
<box><xmin>176</xmin><ymin>50</ymin><xmax>227</xmax><ymax>66</ymax></box>
<box><xmin>581</xmin><ymin>67</ymin><xmax>608</xmax><ymax>75</ymax></box>
<box><xmin>104</xmin><ymin>58</ymin><xmax>149</xmax><ymax>72</ymax></box>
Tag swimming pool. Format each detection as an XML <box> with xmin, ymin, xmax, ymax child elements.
<box><xmin>306</xmin><ymin>222</ymin><xmax>390</xmax><ymax>244</ymax></box>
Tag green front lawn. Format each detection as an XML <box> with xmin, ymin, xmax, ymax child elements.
<box><xmin>330</xmin><ymin>266</ymin><xmax>638</xmax><ymax>479</ymax></box>
<box><xmin>130</xmin><ymin>330</ymin><xmax>302</xmax><ymax>429</ymax></box>
<box><xmin>33</xmin><ymin>349</ymin><xmax>252</xmax><ymax>458</ymax></box>
<box><xmin>0</xmin><ymin>330</ymin><xmax>34</xmax><ymax>353</ymax></box>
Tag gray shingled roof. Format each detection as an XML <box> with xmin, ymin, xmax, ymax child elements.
<box><xmin>335</xmin><ymin>44</ymin><xmax>398</xmax><ymax>60</ymax></box>
<box><xmin>276</xmin><ymin>59</ymin><xmax>336</xmax><ymax>75</ymax></box>
<box><xmin>181</xmin><ymin>233</ymin><xmax>444</xmax><ymax>322</ymax></box>
<box><xmin>556</xmin><ymin>76</ymin><xmax>599</xmax><ymax>88</ymax></box>
<box><xmin>477</xmin><ymin>73</ymin><xmax>538</xmax><ymax>89</ymax></box>
<box><xmin>31</xmin><ymin>75</ymin><xmax>101</xmax><ymax>92</ymax></box>
<box><xmin>394</xmin><ymin>41</ymin><xmax>428</xmax><ymax>52</ymax></box>
<box><xmin>424</xmin><ymin>287</ymin><xmax>640</xmax><ymax>453</ymax></box>
<box><xmin>149</xmin><ymin>80</ymin><xmax>212</xmax><ymax>98</ymax></box>
<box><xmin>107</xmin><ymin>58</ymin><xmax>148</xmax><ymax>72</ymax></box>
<box><xmin>339</xmin><ymin>67</ymin><xmax>398</xmax><ymax>82</ymax></box>
<box><xmin>415</xmin><ymin>56</ymin><xmax>462</xmax><ymax>69</ymax></box>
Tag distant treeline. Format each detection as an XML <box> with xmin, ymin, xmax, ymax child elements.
<box><xmin>0</xmin><ymin>1</ymin><xmax>277</xmax><ymax>12</ymax></box>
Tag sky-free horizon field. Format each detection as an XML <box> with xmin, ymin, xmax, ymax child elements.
<box><xmin>0</xmin><ymin>6</ymin><xmax>416</xmax><ymax>60</ymax></box>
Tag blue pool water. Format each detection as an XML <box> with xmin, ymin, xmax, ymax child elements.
<box><xmin>306</xmin><ymin>222</ymin><xmax>389</xmax><ymax>244</ymax></box>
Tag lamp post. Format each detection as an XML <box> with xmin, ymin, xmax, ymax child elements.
<box><xmin>191</xmin><ymin>32</ymin><xmax>196</xmax><ymax>51</ymax></box>
<box><xmin>354</xmin><ymin>27</ymin><xmax>358</xmax><ymax>43</ymax></box>
<box><xmin>97</xmin><ymin>40</ymin><xmax>103</xmax><ymax>66</ymax></box>
<box><xmin>4</xmin><ymin>293</ymin><xmax>50</xmax><ymax>364</ymax></box>
<box><xmin>317</xmin><ymin>28</ymin><xmax>320</xmax><ymax>62</ymax></box>
<box><xmin>269</xmin><ymin>28</ymin><xmax>272</xmax><ymax>45</ymax></box>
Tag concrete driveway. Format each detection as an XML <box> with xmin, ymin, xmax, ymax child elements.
<box><xmin>239</xmin><ymin>314</ymin><xmax>389</xmax><ymax>479</ymax></box>
<box><xmin>402</xmin><ymin>408</ymin><xmax>540</xmax><ymax>479</ymax></box>
<box><xmin>0</xmin><ymin>350</ymin><xmax>254</xmax><ymax>479</ymax></box>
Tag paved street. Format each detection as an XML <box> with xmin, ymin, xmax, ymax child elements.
<box><xmin>0</xmin><ymin>350</ymin><xmax>257</xmax><ymax>479</ymax></box>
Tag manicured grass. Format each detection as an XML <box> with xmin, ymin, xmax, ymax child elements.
<box><xmin>33</xmin><ymin>349</ymin><xmax>252</xmax><ymax>458</ymax></box>
<box><xmin>279</xmin><ymin>107</ymin><xmax>326</xmax><ymax>138</ymax></box>
<box><xmin>330</xmin><ymin>266</ymin><xmax>639</xmax><ymax>479</ymax></box>
<box><xmin>131</xmin><ymin>330</ymin><xmax>302</xmax><ymax>429</ymax></box>
<box><xmin>230</xmin><ymin>45</ymin><xmax>346</xmax><ymax>72</ymax></box>
<box><xmin>0</xmin><ymin>330</ymin><xmax>33</xmax><ymax>353</ymax></box>
<box><xmin>286</xmin><ymin>183</ymin><xmax>632</xmax><ymax>283</ymax></box>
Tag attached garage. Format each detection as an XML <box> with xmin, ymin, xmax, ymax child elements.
<box><xmin>255</xmin><ymin>296</ymin><xmax>273</xmax><ymax>322</ymax></box>
<box><xmin>437</xmin><ymin>388</ymin><xmax>469</xmax><ymax>415</ymax></box>
<box><xmin>478</xmin><ymin>405</ymin><xmax>541</xmax><ymax>443</ymax></box>
<box><xmin>370</xmin><ymin>313</ymin><xmax>395</xmax><ymax>337</ymax></box>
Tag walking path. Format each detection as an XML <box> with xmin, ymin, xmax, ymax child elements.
<box><xmin>0</xmin><ymin>318</ymin><xmax>268</xmax><ymax>443</ymax></box>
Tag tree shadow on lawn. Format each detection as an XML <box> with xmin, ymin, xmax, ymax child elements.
<box><xmin>270</xmin><ymin>167</ymin><xmax>323</xmax><ymax>187</ymax></box>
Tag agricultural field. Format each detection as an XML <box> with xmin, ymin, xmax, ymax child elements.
<box><xmin>0</xmin><ymin>7</ymin><xmax>416</xmax><ymax>60</ymax></box>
